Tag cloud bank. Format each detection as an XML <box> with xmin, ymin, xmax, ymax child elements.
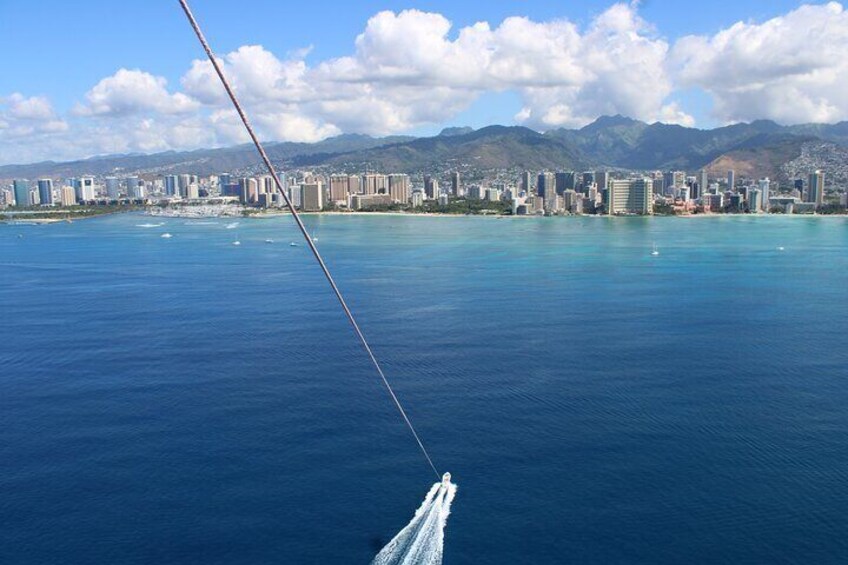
<box><xmin>2</xmin><ymin>2</ymin><xmax>848</xmax><ymax>165</ymax></box>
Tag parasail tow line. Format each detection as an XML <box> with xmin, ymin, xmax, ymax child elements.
<box><xmin>176</xmin><ymin>0</ymin><xmax>442</xmax><ymax>481</ymax></box>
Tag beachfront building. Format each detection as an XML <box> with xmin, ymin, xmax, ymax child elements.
<box><xmin>13</xmin><ymin>179</ymin><xmax>30</xmax><ymax>207</ymax></box>
<box><xmin>105</xmin><ymin>177</ymin><xmax>120</xmax><ymax>199</ymax></box>
<box><xmin>808</xmin><ymin>171</ymin><xmax>825</xmax><ymax>207</ymax></box>
<box><xmin>748</xmin><ymin>188</ymin><xmax>762</xmax><ymax>212</ymax></box>
<box><xmin>388</xmin><ymin>174</ymin><xmax>411</xmax><ymax>203</ymax></box>
<box><xmin>606</xmin><ymin>178</ymin><xmax>652</xmax><ymax>215</ymax></box>
<box><xmin>301</xmin><ymin>183</ymin><xmax>323</xmax><ymax>211</ymax></box>
<box><xmin>37</xmin><ymin>179</ymin><xmax>54</xmax><ymax>205</ymax></box>
<box><xmin>128</xmin><ymin>178</ymin><xmax>146</xmax><ymax>199</ymax></box>
<box><xmin>74</xmin><ymin>177</ymin><xmax>96</xmax><ymax>202</ymax></box>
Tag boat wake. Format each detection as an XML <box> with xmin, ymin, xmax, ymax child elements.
<box><xmin>372</xmin><ymin>475</ymin><xmax>457</xmax><ymax>565</ymax></box>
<box><xmin>225</xmin><ymin>222</ymin><xmax>239</xmax><ymax>229</ymax></box>
<box><xmin>136</xmin><ymin>223</ymin><xmax>164</xmax><ymax>228</ymax></box>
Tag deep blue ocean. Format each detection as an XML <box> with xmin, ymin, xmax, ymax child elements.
<box><xmin>2</xmin><ymin>213</ymin><xmax>847</xmax><ymax>564</ymax></box>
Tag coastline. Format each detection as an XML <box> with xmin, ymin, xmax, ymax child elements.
<box><xmin>4</xmin><ymin>208</ymin><xmax>847</xmax><ymax>224</ymax></box>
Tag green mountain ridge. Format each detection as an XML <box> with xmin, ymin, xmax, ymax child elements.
<box><xmin>2</xmin><ymin>116</ymin><xmax>848</xmax><ymax>181</ymax></box>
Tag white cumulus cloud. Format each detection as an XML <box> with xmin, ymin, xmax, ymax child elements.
<box><xmin>0</xmin><ymin>93</ymin><xmax>68</xmax><ymax>141</ymax></box>
<box><xmin>76</xmin><ymin>69</ymin><xmax>199</xmax><ymax>116</ymax></box>
<box><xmin>672</xmin><ymin>1</ymin><xmax>848</xmax><ymax>124</ymax></box>
<box><xmin>9</xmin><ymin>2</ymin><xmax>848</xmax><ymax>165</ymax></box>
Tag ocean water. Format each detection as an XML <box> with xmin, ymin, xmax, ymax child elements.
<box><xmin>1</xmin><ymin>213</ymin><xmax>847</xmax><ymax>564</ymax></box>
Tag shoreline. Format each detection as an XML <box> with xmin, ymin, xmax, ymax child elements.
<box><xmin>4</xmin><ymin>209</ymin><xmax>847</xmax><ymax>224</ymax></box>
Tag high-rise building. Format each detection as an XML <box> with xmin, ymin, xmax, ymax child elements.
<box><xmin>662</xmin><ymin>171</ymin><xmax>674</xmax><ymax>193</ymax></box>
<box><xmin>594</xmin><ymin>171</ymin><xmax>610</xmax><ymax>193</ymax></box>
<box><xmin>662</xmin><ymin>171</ymin><xmax>686</xmax><ymax>195</ymax></box>
<box><xmin>12</xmin><ymin>180</ymin><xmax>29</xmax><ymax>207</ymax></box>
<box><xmin>581</xmin><ymin>172</ymin><xmax>595</xmax><ymax>191</ymax></box>
<box><xmin>361</xmin><ymin>173</ymin><xmax>387</xmax><ymax>195</ymax></box>
<box><xmin>727</xmin><ymin>170</ymin><xmax>736</xmax><ymax>191</ymax></box>
<box><xmin>37</xmin><ymin>179</ymin><xmax>54</xmax><ymax>205</ymax></box>
<box><xmin>544</xmin><ymin>191</ymin><xmax>561</xmax><ymax>212</ymax></box>
<box><xmin>563</xmin><ymin>190</ymin><xmax>582</xmax><ymax>214</ymax></box>
<box><xmin>347</xmin><ymin>174</ymin><xmax>361</xmax><ymax>195</ymax></box>
<box><xmin>301</xmin><ymin>183</ymin><xmax>323</xmax><ymax>211</ymax></box>
<box><xmin>520</xmin><ymin>171</ymin><xmax>533</xmax><ymax>194</ymax></box>
<box><xmin>60</xmin><ymin>186</ymin><xmax>76</xmax><ymax>206</ymax></box>
<box><xmin>758</xmin><ymin>178</ymin><xmax>771</xmax><ymax>211</ymax></box>
<box><xmin>706</xmin><ymin>192</ymin><xmax>724</xmax><ymax>212</ymax></box>
<box><xmin>536</xmin><ymin>172</ymin><xmax>555</xmax><ymax>198</ymax></box>
<box><xmin>177</xmin><ymin>174</ymin><xmax>192</xmax><ymax>197</ymax></box>
<box><xmin>256</xmin><ymin>175</ymin><xmax>275</xmax><ymax>195</ymax></box>
<box><xmin>126</xmin><ymin>176</ymin><xmax>141</xmax><ymax>199</ymax></box>
<box><xmin>104</xmin><ymin>177</ymin><xmax>120</xmax><ymax>199</ymax></box>
<box><xmin>606</xmin><ymin>178</ymin><xmax>652</xmax><ymax>215</ymax></box>
<box><xmin>674</xmin><ymin>171</ymin><xmax>686</xmax><ymax>190</ymax></box>
<box><xmin>450</xmin><ymin>172</ymin><xmax>461</xmax><ymax>196</ymax></box>
<box><xmin>388</xmin><ymin>174</ymin><xmax>411</xmax><ymax>203</ymax></box>
<box><xmin>328</xmin><ymin>175</ymin><xmax>350</xmax><ymax>202</ymax></box>
<box><xmin>697</xmin><ymin>169</ymin><xmax>708</xmax><ymax>199</ymax></box>
<box><xmin>423</xmin><ymin>175</ymin><xmax>440</xmax><ymax>199</ymax></box>
<box><xmin>75</xmin><ymin>177</ymin><xmax>95</xmax><ymax>202</ymax></box>
<box><xmin>728</xmin><ymin>193</ymin><xmax>743</xmax><ymax>211</ymax></box>
<box><xmin>243</xmin><ymin>178</ymin><xmax>259</xmax><ymax>203</ymax></box>
<box><xmin>164</xmin><ymin>175</ymin><xmax>179</xmax><ymax>196</ymax></box>
<box><xmin>555</xmin><ymin>171</ymin><xmax>576</xmax><ymax>194</ymax></box>
<box><xmin>748</xmin><ymin>188</ymin><xmax>762</xmax><ymax>212</ymax></box>
<box><xmin>807</xmin><ymin>170</ymin><xmax>825</xmax><ymax>207</ymax></box>
<box><xmin>467</xmin><ymin>185</ymin><xmax>485</xmax><ymax>200</ymax></box>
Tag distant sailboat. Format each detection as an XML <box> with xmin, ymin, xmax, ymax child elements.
<box><xmin>161</xmin><ymin>233</ymin><xmax>173</xmax><ymax>239</ymax></box>
<box><xmin>290</xmin><ymin>242</ymin><xmax>298</xmax><ymax>247</ymax></box>
<box><xmin>651</xmin><ymin>242</ymin><xmax>659</xmax><ymax>256</ymax></box>
<box><xmin>265</xmin><ymin>238</ymin><xmax>274</xmax><ymax>244</ymax></box>
<box><xmin>232</xmin><ymin>234</ymin><xmax>241</xmax><ymax>246</ymax></box>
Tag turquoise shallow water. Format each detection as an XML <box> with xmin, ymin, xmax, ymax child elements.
<box><xmin>1</xmin><ymin>213</ymin><xmax>847</xmax><ymax>564</ymax></box>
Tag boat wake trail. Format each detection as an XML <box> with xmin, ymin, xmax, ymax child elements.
<box><xmin>372</xmin><ymin>476</ymin><xmax>457</xmax><ymax>565</ymax></box>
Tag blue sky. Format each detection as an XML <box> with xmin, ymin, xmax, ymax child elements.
<box><xmin>0</xmin><ymin>1</ymin><xmax>843</xmax><ymax>164</ymax></box>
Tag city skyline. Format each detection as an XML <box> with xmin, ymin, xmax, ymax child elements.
<box><xmin>3</xmin><ymin>1</ymin><xmax>848</xmax><ymax>165</ymax></box>
<box><xmin>4</xmin><ymin>164</ymin><xmax>842</xmax><ymax>216</ymax></box>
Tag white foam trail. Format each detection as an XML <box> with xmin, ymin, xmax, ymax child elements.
<box><xmin>225</xmin><ymin>222</ymin><xmax>239</xmax><ymax>229</ymax></box>
<box><xmin>136</xmin><ymin>223</ymin><xmax>164</xmax><ymax>228</ymax></box>
<box><xmin>372</xmin><ymin>479</ymin><xmax>457</xmax><ymax>565</ymax></box>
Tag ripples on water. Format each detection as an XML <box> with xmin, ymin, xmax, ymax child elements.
<box><xmin>1</xmin><ymin>214</ymin><xmax>847</xmax><ymax>564</ymax></box>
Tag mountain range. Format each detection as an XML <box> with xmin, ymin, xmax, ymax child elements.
<box><xmin>3</xmin><ymin>116</ymin><xmax>848</xmax><ymax>185</ymax></box>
